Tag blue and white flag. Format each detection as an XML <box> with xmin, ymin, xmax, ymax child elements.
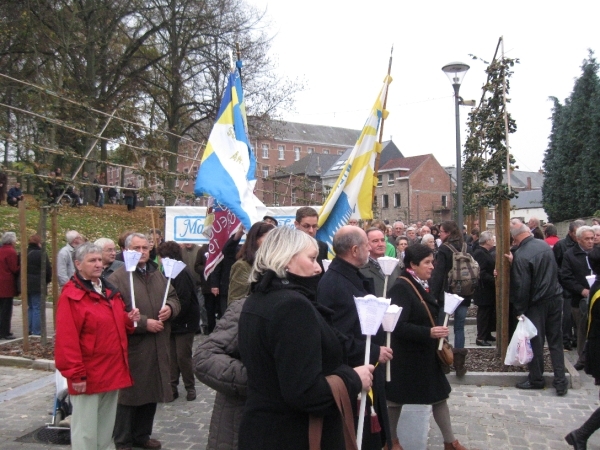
<box><xmin>195</xmin><ymin>61</ymin><xmax>265</xmax><ymax>230</ymax></box>
<box><xmin>316</xmin><ymin>75</ymin><xmax>392</xmax><ymax>257</ymax></box>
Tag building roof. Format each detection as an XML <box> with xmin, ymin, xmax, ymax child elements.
<box><xmin>273</xmin><ymin>121</ymin><xmax>361</xmax><ymax>147</ymax></box>
<box><xmin>272</xmin><ymin>153</ymin><xmax>340</xmax><ymax>178</ymax></box>
<box><xmin>378</xmin><ymin>154</ymin><xmax>432</xmax><ymax>177</ymax></box>
<box><xmin>444</xmin><ymin>167</ymin><xmax>544</xmax><ymax>189</ymax></box>
<box><xmin>510</xmin><ymin>189</ymin><xmax>543</xmax><ymax>209</ymax></box>
<box><xmin>322</xmin><ymin>140</ymin><xmax>403</xmax><ymax>178</ymax></box>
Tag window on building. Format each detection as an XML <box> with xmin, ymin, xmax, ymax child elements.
<box><xmin>338</xmin><ymin>150</ymin><xmax>344</xmax><ymax>155</ymax></box>
<box><xmin>262</xmin><ymin>165</ymin><xmax>269</xmax><ymax>178</ymax></box>
<box><xmin>377</xmin><ymin>175</ymin><xmax>382</xmax><ymax>187</ymax></box>
<box><xmin>382</xmin><ymin>194</ymin><xmax>389</xmax><ymax>209</ymax></box>
<box><xmin>278</xmin><ymin>145</ymin><xmax>285</xmax><ymax>160</ymax></box>
<box><xmin>307</xmin><ymin>147</ymin><xmax>314</xmax><ymax>154</ymax></box>
<box><xmin>394</xmin><ymin>193</ymin><xmax>401</xmax><ymax>207</ymax></box>
<box><xmin>191</xmin><ymin>166</ymin><xmax>198</xmax><ymax>178</ymax></box>
<box><xmin>294</xmin><ymin>146</ymin><xmax>301</xmax><ymax>161</ymax></box>
<box><xmin>291</xmin><ymin>190</ymin><xmax>296</xmax><ymax>204</ymax></box>
<box><xmin>388</xmin><ymin>173</ymin><xmax>394</xmax><ymax>186</ymax></box>
<box><xmin>442</xmin><ymin>195</ymin><xmax>447</xmax><ymax>207</ymax></box>
<box><xmin>322</xmin><ymin>148</ymin><xmax>329</xmax><ymax>154</ymax></box>
<box><xmin>262</xmin><ymin>144</ymin><xmax>269</xmax><ymax>159</ymax></box>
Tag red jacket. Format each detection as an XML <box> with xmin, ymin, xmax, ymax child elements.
<box><xmin>0</xmin><ymin>244</ymin><xmax>19</xmax><ymax>298</ymax></box>
<box><xmin>55</xmin><ymin>274</ymin><xmax>134</xmax><ymax>395</ymax></box>
<box><xmin>545</xmin><ymin>235</ymin><xmax>560</xmax><ymax>248</ymax></box>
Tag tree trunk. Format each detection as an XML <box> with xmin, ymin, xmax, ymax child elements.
<box><xmin>495</xmin><ymin>199</ymin><xmax>511</xmax><ymax>358</ymax></box>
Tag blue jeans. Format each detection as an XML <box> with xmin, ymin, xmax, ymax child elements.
<box><xmin>452</xmin><ymin>305</ymin><xmax>468</xmax><ymax>349</ymax></box>
<box><xmin>28</xmin><ymin>293</ymin><xmax>41</xmax><ymax>335</ymax></box>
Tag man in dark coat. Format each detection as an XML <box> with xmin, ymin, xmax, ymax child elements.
<box><xmin>528</xmin><ymin>217</ymin><xmax>545</xmax><ymax>240</ymax></box>
<box><xmin>294</xmin><ymin>206</ymin><xmax>328</xmax><ymax>271</ymax></box>
<box><xmin>560</xmin><ymin>225</ymin><xmax>595</xmax><ymax>370</ymax></box>
<box><xmin>472</xmin><ymin>231</ymin><xmax>496</xmax><ymax>346</ymax></box>
<box><xmin>317</xmin><ymin>225</ymin><xmax>392</xmax><ymax>450</ymax></box>
<box><xmin>7</xmin><ymin>182</ymin><xmax>24</xmax><ymax>207</ymax></box>
<box><xmin>95</xmin><ymin>238</ymin><xmax>124</xmax><ymax>279</ymax></box>
<box><xmin>360</xmin><ymin>227</ymin><xmax>401</xmax><ymax>297</ymax></box>
<box><xmin>506</xmin><ymin>219</ymin><xmax>568</xmax><ymax>395</ymax></box>
<box><xmin>554</xmin><ymin>219</ymin><xmax>586</xmax><ymax>350</ymax></box>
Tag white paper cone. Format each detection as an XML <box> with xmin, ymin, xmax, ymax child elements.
<box><xmin>443</xmin><ymin>292</ymin><xmax>464</xmax><ymax>315</ymax></box>
<box><xmin>354</xmin><ymin>295</ymin><xmax>391</xmax><ymax>336</ymax></box>
<box><xmin>123</xmin><ymin>250</ymin><xmax>142</xmax><ymax>272</ymax></box>
<box><xmin>587</xmin><ymin>275</ymin><xmax>596</xmax><ymax>288</ymax></box>
<box><xmin>381</xmin><ymin>304</ymin><xmax>402</xmax><ymax>332</ymax></box>
<box><xmin>377</xmin><ymin>256</ymin><xmax>399</xmax><ymax>276</ymax></box>
<box><xmin>322</xmin><ymin>259</ymin><xmax>331</xmax><ymax>272</ymax></box>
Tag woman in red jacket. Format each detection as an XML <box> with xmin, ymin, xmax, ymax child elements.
<box><xmin>55</xmin><ymin>242</ymin><xmax>139</xmax><ymax>450</ymax></box>
<box><xmin>0</xmin><ymin>232</ymin><xmax>19</xmax><ymax>340</ymax></box>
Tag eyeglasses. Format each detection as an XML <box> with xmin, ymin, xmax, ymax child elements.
<box><xmin>301</xmin><ymin>223</ymin><xmax>319</xmax><ymax>230</ymax></box>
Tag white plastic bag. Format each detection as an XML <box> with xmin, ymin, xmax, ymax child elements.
<box><xmin>504</xmin><ymin>315</ymin><xmax>538</xmax><ymax>366</ymax></box>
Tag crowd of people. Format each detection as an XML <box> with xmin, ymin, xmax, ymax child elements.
<box><xmin>3</xmin><ymin>206</ymin><xmax>600</xmax><ymax>449</ymax></box>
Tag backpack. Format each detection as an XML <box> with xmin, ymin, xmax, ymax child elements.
<box><xmin>445</xmin><ymin>243</ymin><xmax>480</xmax><ymax>297</ymax></box>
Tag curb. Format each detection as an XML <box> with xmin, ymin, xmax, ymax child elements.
<box><xmin>0</xmin><ymin>355</ymin><xmax>55</xmax><ymax>371</ymax></box>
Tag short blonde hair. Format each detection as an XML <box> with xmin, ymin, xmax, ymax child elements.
<box><xmin>250</xmin><ymin>226</ymin><xmax>317</xmax><ymax>282</ymax></box>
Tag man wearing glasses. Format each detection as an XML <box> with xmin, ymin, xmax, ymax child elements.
<box><xmin>294</xmin><ymin>206</ymin><xmax>329</xmax><ymax>272</ymax></box>
<box><xmin>95</xmin><ymin>238</ymin><xmax>124</xmax><ymax>278</ymax></box>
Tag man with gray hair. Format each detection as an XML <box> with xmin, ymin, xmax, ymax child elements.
<box><xmin>94</xmin><ymin>238</ymin><xmax>124</xmax><ymax>278</ymax></box>
<box><xmin>473</xmin><ymin>231</ymin><xmax>496</xmax><ymax>346</ymax></box>
<box><xmin>317</xmin><ymin>226</ymin><xmax>393</xmax><ymax>449</ymax></box>
<box><xmin>108</xmin><ymin>232</ymin><xmax>180</xmax><ymax>450</ymax></box>
<box><xmin>554</xmin><ymin>219</ymin><xmax>586</xmax><ymax>351</ymax></box>
<box><xmin>528</xmin><ymin>217</ymin><xmax>544</xmax><ymax>240</ymax></box>
<box><xmin>57</xmin><ymin>230</ymin><xmax>84</xmax><ymax>289</ymax></box>
<box><xmin>390</xmin><ymin>221</ymin><xmax>405</xmax><ymax>245</ymax></box>
<box><xmin>505</xmin><ymin>218</ymin><xmax>568</xmax><ymax>395</ymax></box>
<box><xmin>560</xmin><ymin>225</ymin><xmax>595</xmax><ymax>370</ymax></box>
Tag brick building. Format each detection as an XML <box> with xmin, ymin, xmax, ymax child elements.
<box><xmin>376</xmin><ymin>154</ymin><xmax>454</xmax><ymax>224</ymax></box>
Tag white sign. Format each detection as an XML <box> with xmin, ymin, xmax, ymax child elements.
<box><xmin>444</xmin><ymin>292</ymin><xmax>464</xmax><ymax>315</ymax></box>
<box><xmin>123</xmin><ymin>250</ymin><xmax>142</xmax><ymax>272</ymax></box>
<box><xmin>165</xmin><ymin>206</ymin><xmax>322</xmax><ymax>244</ymax></box>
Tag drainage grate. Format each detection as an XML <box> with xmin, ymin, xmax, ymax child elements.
<box><xmin>16</xmin><ymin>426</ymin><xmax>71</xmax><ymax>446</ymax></box>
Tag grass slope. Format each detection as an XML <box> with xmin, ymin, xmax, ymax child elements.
<box><xmin>0</xmin><ymin>197</ymin><xmax>164</xmax><ymax>246</ymax></box>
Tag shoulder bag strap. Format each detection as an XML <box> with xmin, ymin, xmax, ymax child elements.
<box><xmin>588</xmin><ymin>289</ymin><xmax>600</xmax><ymax>337</ymax></box>
<box><xmin>399</xmin><ymin>276</ymin><xmax>436</xmax><ymax>328</ymax></box>
<box><xmin>309</xmin><ymin>375</ymin><xmax>358</xmax><ymax>450</ymax></box>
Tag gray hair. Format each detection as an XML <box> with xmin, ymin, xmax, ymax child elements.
<box><xmin>1</xmin><ymin>232</ymin><xmax>16</xmax><ymax>245</ymax></box>
<box><xmin>421</xmin><ymin>233</ymin><xmax>434</xmax><ymax>245</ymax></box>
<box><xmin>74</xmin><ymin>242</ymin><xmax>102</xmax><ymax>263</ymax></box>
<box><xmin>479</xmin><ymin>231</ymin><xmax>494</xmax><ymax>245</ymax></box>
<box><xmin>592</xmin><ymin>225</ymin><xmax>600</xmax><ymax>234</ymax></box>
<box><xmin>406</xmin><ymin>226</ymin><xmax>416</xmax><ymax>233</ymax></box>
<box><xmin>94</xmin><ymin>238</ymin><xmax>115</xmax><ymax>249</ymax></box>
<box><xmin>250</xmin><ymin>226</ymin><xmax>317</xmax><ymax>281</ymax></box>
<box><xmin>510</xmin><ymin>219</ymin><xmax>530</xmax><ymax>237</ymax></box>
<box><xmin>393</xmin><ymin>221</ymin><xmax>404</xmax><ymax>228</ymax></box>
<box><xmin>576</xmin><ymin>226</ymin><xmax>594</xmax><ymax>239</ymax></box>
<box><xmin>333</xmin><ymin>228</ymin><xmax>365</xmax><ymax>256</ymax></box>
<box><xmin>529</xmin><ymin>217</ymin><xmax>540</xmax><ymax>227</ymax></box>
<box><xmin>124</xmin><ymin>233</ymin><xmax>148</xmax><ymax>249</ymax></box>
<box><xmin>65</xmin><ymin>230</ymin><xmax>81</xmax><ymax>244</ymax></box>
<box><xmin>569</xmin><ymin>219</ymin><xmax>586</xmax><ymax>233</ymax></box>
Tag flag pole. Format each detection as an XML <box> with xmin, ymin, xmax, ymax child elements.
<box><xmin>371</xmin><ymin>46</ymin><xmax>394</xmax><ymax>220</ymax></box>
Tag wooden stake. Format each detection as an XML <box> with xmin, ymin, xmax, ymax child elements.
<box><xmin>38</xmin><ymin>207</ymin><xmax>48</xmax><ymax>345</ymax></box>
<box><xmin>18</xmin><ymin>200</ymin><xmax>29</xmax><ymax>352</ymax></box>
<box><xmin>51</xmin><ymin>206</ymin><xmax>59</xmax><ymax>326</ymax></box>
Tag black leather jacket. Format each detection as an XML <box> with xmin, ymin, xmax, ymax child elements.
<box><xmin>560</xmin><ymin>245</ymin><xmax>593</xmax><ymax>307</ymax></box>
<box><xmin>510</xmin><ymin>236</ymin><xmax>563</xmax><ymax>316</ymax></box>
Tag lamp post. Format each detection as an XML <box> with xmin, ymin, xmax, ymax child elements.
<box><xmin>442</xmin><ymin>62</ymin><xmax>470</xmax><ymax>232</ymax></box>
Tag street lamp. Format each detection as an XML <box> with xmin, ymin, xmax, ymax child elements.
<box><xmin>442</xmin><ymin>61</ymin><xmax>470</xmax><ymax>232</ymax></box>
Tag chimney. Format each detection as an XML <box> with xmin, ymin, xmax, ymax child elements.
<box><xmin>526</xmin><ymin>177</ymin><xmax>532</xmax><ymax>190</ymax></box>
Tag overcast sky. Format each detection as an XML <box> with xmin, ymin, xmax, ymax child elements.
<box><xmin>247</xmin><ymin>0</ymin><xmax>600</xmax><ymax>173</ymax></box>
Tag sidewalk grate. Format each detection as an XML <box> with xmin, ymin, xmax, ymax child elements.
<box><xmin>16</xmin><ymin>426</ymin><xmax>70</xmax><ymax>446</ymax></box>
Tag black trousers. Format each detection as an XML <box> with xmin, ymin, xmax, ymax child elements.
<box><xmin>562</xmin><ymin>295</ymin><xmax>574</xmax><ymax>345</ymax></box>
<box><xmin>204</xmin><ymin>293</ymin><xmax>220</xmax><ymax>333</ymax></box>
<box><xmin>113</xmin><ymin>402</ymin><xmax>157</xmax><ymax>447</ymax></box>
<box><xmin>526</xmin><ymin>297</ymin><xmax>568</xmax><ymax>390</ymax></box>
<box><xmin>0</xmin><ymin>298</ymin><xmax>13</xmax><ymax>337</ymax></box>
<box><xmin>476</xmin><ymin>304</ymin><xmax>495</xmax><ymax>340</ymax></box>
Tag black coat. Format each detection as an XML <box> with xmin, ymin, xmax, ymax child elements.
<box><xmin>559</xmin><ymin>245</ymin><xmax>593</xmax><ymax>308</ymax></box>
<box><xmin>430</xmin><ymin>240</ymin><xmax>471</xmax><ymax>308</ymax></box>
<box><xmin>553</xmin><ymin>233</ymin><xmax>577</xmax><ymax>268</ymax></box>
<box><xmin>585</xmin><ymin>280</ymin><xmax>600</xmax><ymax>379</ymax></box>
<box><xmin>170</xmin><ymin>266</ymin><xmax>200</xmax><ymax>334</ymax></box>
<box><xmin>510</xmin><ymin>236</ymin><xmax>563</xmax><ymax>316</ymax></box>
<box><xmin>26</xmin><ymin>244</ymin><xmax>52</xmax><ymax>294</ymax></box>
<box><xmin>316</xmin><ymin>257</ymin><xmax>390</xmax><ymax>450</ymax></box>
<box><xmin>472</xmin><ymin>246</ymin><xmax>495</xmax><ymax>306</ymax></box>
<box><xmin>531</xmin><ymin>227</ymin><xmax>545</xmax><ymax>240</ymax></box>
<box><xmin>359</xmin><ymin>258</ymin><xmax>402</xmax><ymax>298</ymax></box>
<box><xmin>386</xmin><ymin>273</ymin><xmax>451</xmax><ymax>404</ymax></box>
<box><xmin>317</xmin><ymin>239</ymin><xmax>329</xmax><ymax>273</ymax></box>
<box><xmin>238</xmin><ymin>271</ymin><xmax>361</xmax><ymax>450</ymax></box>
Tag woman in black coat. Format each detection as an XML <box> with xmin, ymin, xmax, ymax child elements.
<box><xmin>387</xmin><ymin>244</ymin><xmax>467</xmax><ymax>450</ymax></box>
<box><xmin>566</xmin><ymin>246</ymin><xmax>600</xmax><ymax>448</ymax></box>
<box><xmin>26</xmin><ymin>234</ymin><xmax>52</xmax><ymax>336</ymax></box>
<box><xmin>238</xmin><ymin>226</ymin><xmax>373</xmax><ymax>450</ymax></box>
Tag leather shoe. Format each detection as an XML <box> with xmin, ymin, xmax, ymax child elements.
<box><xmin>0</xmin><ymin>335</ymin><xmax>16</xmax><ymax>340</ymax></box>
<box><xmin>574</xmin><ymin>361</ymin><xmax>585</xmax><ymax>371</ymax></box>
<box><xmin>476</xmin><ymin>339</ymin><xmax>492</xmax><ymax>346</ymax></box>
<box><xmin>487</xmin><ymin>335</ymin><xmax>496</xmax><ymax>342</ymax></box>
<box><xmin>516</xmin><ymin>380</ymin><xmax>545</xmax><ymax>390</ymax></box>
<box><xmin>134</xmin><ymin>439</ymin><xmax>161</xmax><ymax>449</ymax></box>
<box><xmin>186</xmin><ymin>389</ymin><xmax>196</xmax><ymax>401</ymax></box>
<box><xmin>557</xmin><ymin>385</ymin><xmax>569</xmax><ymax>396</ymax></box>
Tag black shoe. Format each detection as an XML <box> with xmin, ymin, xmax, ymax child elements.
<box><xmin>186</xmin><ymin>390</ymin><xmax>196</xmax><ymax>401</ymax></box>
<box><xmin>171</xmin><ymin>391</ymin><xmax>178</xmax><ymax>401</ymax></box>
<box><xmin>0</xmin><ymin>335</ymin><xmax>16</xmax><ymax>340</ymax></box>
<box><xmin>476</xmin><ymin>339</ymin><xmax>492</xmax><ymax>346</ymax></box>
<box><xmin>574</xmin><ymin>361</ymin><xmax>585</xmax><ymax>371</ymax></box>
<box><xmin>487</xmin><ymin>335</ymin><xmax>496</xmax><ymax>342</ymax></box>
<box><xmin>564</xmin><ymin>342</ymin><xmax>574</xmax><ymax>351</ymax></box>
<box><xmin>565</xmin><ymin>430</ymin><xmax>586</xmax><ymax>449</ymax></box>
<box><xmin>557</xmin><ymin>385</ymin><xmax>569</xmax><ymax>396</ymax></box>
<box><xmin>516</xmin><ymin>380</ymin><xmax>545</xmax><ymax>390</ymax></box>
